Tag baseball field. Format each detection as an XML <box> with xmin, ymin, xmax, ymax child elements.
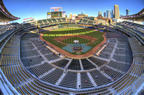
<box><xmin>40</xmin><ymin>26</ymin><xmax>105</xmax><ymax>56</ymax></box>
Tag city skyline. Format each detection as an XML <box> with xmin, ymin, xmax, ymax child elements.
<box><xmin>0</xmin><ymin>0</ymin><xmax>144</xmax><ymax>95</ymax></box>
<box><xmin>3</xmin><ymin>0</ymin><xmax>144</xmax><ymax>23</ymax></box>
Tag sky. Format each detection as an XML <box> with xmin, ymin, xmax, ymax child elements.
<box><xmin>3</xmin><ymin>0</ymin><xmax>144</xmax><ymax>23</ymax></box>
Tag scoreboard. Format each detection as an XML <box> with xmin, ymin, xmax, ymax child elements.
<box><xmin>47</xmin><ymin>7</ymin><xmax>65</xmax><ymax>18</ymax></box>
<box><xmin>47</xmin><ymin>11</ymin><xmax>63</xmax><ymax>18</ymax></box>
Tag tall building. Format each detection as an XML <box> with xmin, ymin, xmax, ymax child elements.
<box><xmin>98</xmin><ymin>11</ymin><xmax>102</xmax><ymax>16</ymax></box>
<box><xmin>107</xmin><ymin>10</ymin><xmax>111</xmax><ymax>18</ymax></box>
<box><xmin>111</xmin><ymin>10</ymin><xmax>114</xmax><ymax>18</ymax></box>
<box><xmin>114</xmin><ymin>5</ymin><xmax>120</xmax><ymax>19</ymax></box>
<box><xmin>126</xmin><ymin>9</ymin><xmax>130</xmax><ymax>16</ymax></box>
<box><xmin>103</xmin><ymin>12</ymin><xmax>106</xmax><ymax>17</ymax></box>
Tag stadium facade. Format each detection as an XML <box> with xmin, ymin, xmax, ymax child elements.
<box><xmin>0</xmin><ymin>2</ymin><xmax>144</xmax><ymax>95</ymax></box>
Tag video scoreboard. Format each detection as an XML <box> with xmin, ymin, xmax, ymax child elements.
<box><xmin>47</xmin><ymin>7</ymin><xmax>65</xmax><ymax>18</ymax></box>
<box><xmin>47</xmin><ymin>11</ymin><xmax>63</xmax><ymax>18</ymax></box>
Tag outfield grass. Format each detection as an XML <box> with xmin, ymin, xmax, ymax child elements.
<box><xmin>43</xmin><ymin>30</ymin><xmax>96</xmax><ymax>37</ymax></box>
<box><xmin>42</xmin><ymin>27</ymin><xmax>104</xmax><ymax>54</ymax></box>
<box><xmin>51</xmin><ymin>27</ymin><xmax>83</xmax><ymax>32</ymax></box>
<box><xmin>86</xmin><ymin>31</ymin><xmax>104</xmax><ymax>47</ymax></box>
<box><xmin>42</xmin><ymin>28</ymin><xmax>93</xmax><ymax>35</ymax></box>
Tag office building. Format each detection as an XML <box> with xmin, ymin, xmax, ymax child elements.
<box><xmin>98</xmin><ymin>11</ymin><xmax>102</xmax><ymax>16</ymax></box>
<box><xmin>107</xmin><ymin>10</ymin><xmax>111</xmax><ymax>18</ymax></box>
<box><xmin>103</xmin><ymin>12</ymin><xmax>106</xmax><ymax>17</ymax></box>
<box><xmin>126</xmin><ymin>9</ymin><xmax>130</xmax><ymax>16</ymax></box>
<box><xmin>114</xmin><ymin>4</ymin><xmax>120</xmax><ymax>19</ymax></box>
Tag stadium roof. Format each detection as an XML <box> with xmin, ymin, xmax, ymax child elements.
<box><xmin>0</xmin><ymin>0</ymin><xmax>19</xmax><ymax>22</ymax></box>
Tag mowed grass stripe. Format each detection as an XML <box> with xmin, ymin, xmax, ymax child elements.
<box><xmin>63</xmin><ymin>37</ymin><xmax>90</xmax><ymax>44</ymax></box>
<box><xmin>51</xmin><ymin>27</ymin><xmax>83</xmax><ymax>31</ymax></box>
<box><xmin>43</xmin><ymin>30</ymin><xmax>96</xmax><ymax>37</ymax></box>
<box><xmin>42</xmin><ymin>28</ymin><xmax>93</xmax><ymax>34</ymax></box>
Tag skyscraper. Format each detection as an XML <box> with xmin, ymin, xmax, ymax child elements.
<box><xmin>103</xmin><ymin>12</ymin><xmax>106</xmax><ymax>17</ymax></box>
<box><xmin>111</xmin><ymin>10</ymin><xmax>114</xmax><ymax>18</ymax></box>
<box><xmin>114</xmin><ymin>5</ymin><xmax>120</xmax><ymax>19</ymax></box>
<box><xmin>126</xmin><ymin>9</ymin><xmax>130</xmax><ymax>16</ymax></box>
<box><xmin>107</xmin><ymin>10</ymin><xmax>111</xmax><ymax>18</ymax></box>
<box><xmin>98</xmin><ymin>11</ymin><xmax>102</xmax><ymax>16</ymax></box>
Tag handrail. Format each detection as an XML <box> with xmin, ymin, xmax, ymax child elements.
<box><xmin>117</xmin><ymin>37</ymin><xmax>144</xmax><ymax>95</ymax></box>
<box><xmin>0</xmin><ymin>28</ymin><xmax>23</xmax><ymax>95</ymax></box>
<box><xmin>117</xmin><ymin>71</ymin><xmax>144</xmax><ymax>95</ymax></box>
<box><xmin>0</xmin><ymin>68</ymin><xmax>20</xmax><ymax>95</ymax></box>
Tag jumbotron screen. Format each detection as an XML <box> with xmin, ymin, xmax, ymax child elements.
<box><xmin>51</xmin><ymin>12</ymin><xmax>63</xmax><ymax>18</ymax></box>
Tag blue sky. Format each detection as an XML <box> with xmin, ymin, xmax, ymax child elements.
<box><xmin>3</xmin><ymin>0</ymin><xmax>144</xmax><ymax>23</ymax></box>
